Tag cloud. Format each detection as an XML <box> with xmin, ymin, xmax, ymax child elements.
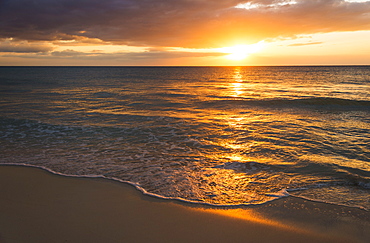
<box><xmin>47</xmin><ymin>49</ymin><xmax>224</xmax><ymax>60</ymax></box>
<box><xmin>0</xmin><ymin>39</ymin><xmax>54</xmax><ymax>53</ymax></box>
<box><xmin>51</xmin><ymin>49</ymin><xmax>86</xmax><ymax>56</ymax></box>
<box><xmin>0</xmin><ymin>0</ymin><xmax>370</xmax><ymax>48</ymax></box>
<box><xmin>235</xmin><ymin>0</ymin><xmax>298</xmax><ymax>9</ymax></box>
<box><xmin>288</xmin><ymin>41</ymin><xmax>323</xmax><ymax>46</ymax></box>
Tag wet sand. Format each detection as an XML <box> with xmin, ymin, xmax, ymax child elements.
<box><xmin>0</xmin><ymin>165</ymin><xmax>369</xmax><ymax>243</ymax></box>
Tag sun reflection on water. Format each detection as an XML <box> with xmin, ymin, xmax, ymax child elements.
<box><xmin>231</xmin><ymin>68</ymin><xmax>244</xmax><ymax>97</ymax></box>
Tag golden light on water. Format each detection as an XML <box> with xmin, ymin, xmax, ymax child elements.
<box><xmin>232</xmin><ymin>82</ymin><xmax>244</xmax><ymax>97</ymax></box>
<box><xmin>232</xmin><ymin>68</ymin><xmax>244</xmax><ymax>96</ymax></box>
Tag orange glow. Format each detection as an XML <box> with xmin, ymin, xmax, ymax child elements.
<box><xmin>231</xmin><ymin>68</ymin><xmax>244</xmax><ymax>96</ymax></box>
<box><xmin>191</xmin><ymin>207</ymin><xmax>313</xmax><ymax>235</ymax></box>
<box><xmin>219</xmin><ymin>42</ymin><xmax>265</xmax><ymax>61</ymax></box>
<box><xmin>201</xmin><ymin>208</ymin><xmax>281</xmax><ymax>226</ymax></box>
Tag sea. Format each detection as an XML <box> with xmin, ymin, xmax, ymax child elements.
<box><xmin>0</xmin><ymin>66</ymin><xmax>369</xmax><ymax>210</ymax></box>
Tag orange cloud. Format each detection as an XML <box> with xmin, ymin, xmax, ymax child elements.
<box><xmin>0</xmin><ymin>39</ymin><xmax>54</xmax><ymax>53</ymax></box>
<box><xmin>1</xmin><ymin>0</ymin><xmax>370</xmax><ymax>49</ymax></box>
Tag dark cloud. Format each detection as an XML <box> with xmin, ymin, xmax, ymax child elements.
<box><xmin>1</xmin><ymin>0</ymin><xmax>369</xmax><ymax>48</ymax></box>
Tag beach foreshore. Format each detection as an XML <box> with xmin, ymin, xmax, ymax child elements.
<box><xmin>0</xmin><ymin>165</ymin><xmax>369</xmax><ymax>243</ymax></box>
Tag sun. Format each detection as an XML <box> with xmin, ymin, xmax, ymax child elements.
<box><xmin>226</xmin><ymin>48</ymin><xmax>249</xmax><ymax>61</ymax></box>
<box><xmin>219</xmin><ymin>42</ymin><xmax>265</xmax><ymax>61</ymax></box>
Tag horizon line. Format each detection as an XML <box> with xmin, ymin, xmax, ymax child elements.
<box><xmin>1</xmin><ymin>64</ymin><xmax>369</xmax><ymax>68</ymax></box>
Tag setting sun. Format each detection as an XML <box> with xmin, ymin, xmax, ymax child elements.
<box><xmin>1</xmin><ymin>1</ymin><xmax>370</xmax><ymax>242</ymax></box>
<box><xmin>1</xmin><ymin>0</ymin><xmax>370</xmax><ymax>65</ymax></box>
<box><xmin>219</xmin><ymin>42</ymin><xmax>265</xmax><ymax>61</ymax></box>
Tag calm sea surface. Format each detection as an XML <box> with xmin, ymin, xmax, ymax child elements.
<box><xmin>1</xmin><ymin>66</ymin><xmax>369</xmax><ymax>209</ymax></box>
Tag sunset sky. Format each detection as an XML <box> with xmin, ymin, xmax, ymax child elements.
<box><xmin>1</xmin><ymin>0</ymin><xmax>370</xmax><ymax>66</ymax></box>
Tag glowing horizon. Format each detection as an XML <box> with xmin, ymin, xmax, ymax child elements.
<box><xmin>1</xmin><ymin>0</ymin><xmax>369</xmax><ymax>66</ymax></box>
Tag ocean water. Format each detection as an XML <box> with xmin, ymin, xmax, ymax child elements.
<box><xmin>0</xmin><ymin>66</ymin><xmax>369</xmax><ymax>209</ymax></box>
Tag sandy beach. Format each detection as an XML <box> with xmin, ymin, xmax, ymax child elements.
<box><xmin>0</xmin><ymin>165</ymin><xmax>369</xmax><ymax>243</ymax></box>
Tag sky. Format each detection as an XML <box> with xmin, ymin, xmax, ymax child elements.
<box><xmin>1</xmin><ymin>0</ymin><xmax>370</xmax><ymax>66</ymax></box>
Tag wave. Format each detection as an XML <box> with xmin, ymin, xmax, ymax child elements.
<box><xmin>3</xmin><ymin>163</ymin><xmax>368</xmax><ymax>212</ymax></box>
<box><xmin>0</xmin><ymin>163</ymin><xmax>289</xmax><ymax>208</ymax></box>
<box><xmin>265</xmin><ymin>97</ymin><xmax>370</xmax><ymax>107</ymax></box>
<box><xmin>203</xmin><ymin>97</ymin><xmax>370</xmax><ymax>111</ymax></box>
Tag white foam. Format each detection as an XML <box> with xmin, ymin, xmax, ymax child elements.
<box><xmin>265</xmin><ymin>189</ymin><xmax>290</xmax><ymax>198</ymax></box>
<box><xmin>0</xmin><ymin>163</ymin><xmax>289</xmax><ymax>208</ymax></box>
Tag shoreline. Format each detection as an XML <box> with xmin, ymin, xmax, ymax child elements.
<box><xmin>1</xmin><ymin>164</ymin><xmax>369</xmax><ymax>243</ymax></box>
<box><xmin>2</xmin><ymin>163</ymin><xmax>367</xmax><ymax>211</ymax></box>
